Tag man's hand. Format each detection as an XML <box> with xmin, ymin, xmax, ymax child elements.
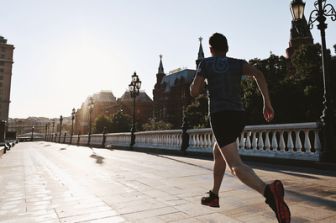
<box><xmin>263</xmin><ymin>103</ymin><xmax>274</xmax><ymax>122</ymax></box>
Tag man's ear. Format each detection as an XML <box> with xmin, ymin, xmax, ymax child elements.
<box><xmin>210</xmin><ymin>47</ymin><xmax>215</xmax><ymax>55</ymax></box>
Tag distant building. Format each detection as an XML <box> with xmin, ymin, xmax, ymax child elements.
<box><xmin>75</xmin><ymin>91</ymin><xmax>118</xmax><ymax>134</ymax></box>
<box><xmin>153</xmin><ymin>38</ymin><xmax>204</xmax><ymax>127</ymax></box>
<box><xmin>118</xmin><ymin>90</ymin><xmax>153</xmax><ymax>125</ymax></box>
<box><xmin>0</xmin><ymin>36</ymin><xmax>14</xmax><ymax>121</ymax></box>
<box><xmin>8</xmin><ymin>117</ymin><xmax>52</xmax><ymax>136</ymax></box>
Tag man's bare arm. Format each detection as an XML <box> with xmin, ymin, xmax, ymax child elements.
<box><xmin>190</xmin><ymin>75</ymin><xmax>205</xmax><ymax>97</ymax></box>
<box><xmin>243</xmin><ymin>63</ymin><xmax>274</xmax><ymax>122</ymax></box>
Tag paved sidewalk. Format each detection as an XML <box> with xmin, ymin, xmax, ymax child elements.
<box><xmin>0</xmin><ymin>142</ymin><xmax>335</xmax><ymax>223</ymax></box>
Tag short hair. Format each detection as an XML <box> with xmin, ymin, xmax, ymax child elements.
<box><xmin>209</xmin><ymin>33</ymin><xmax>228</xmax><ymax>52</ymax></box>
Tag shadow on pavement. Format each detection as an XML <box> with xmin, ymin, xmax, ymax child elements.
<box><xmin>287</xmin><ymin>189</ymin><xmax>336</xmax><ymax>211</ymax></box>
<box><xmin>89</xmin><ymin>148</ymin><xmax>105</xmax><ymax>164</ymax></box>
<box><xmin>90</xmin><ymin>154</ymin><xmax>104</xmax><ymax>164</ymax></box>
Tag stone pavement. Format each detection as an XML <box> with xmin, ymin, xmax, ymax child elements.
<box><xmin>0</xmin><ymin>142</ymin><xmax>335</xmax><ymax>223</ymax></box>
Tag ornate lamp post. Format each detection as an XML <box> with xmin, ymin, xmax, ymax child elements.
<box><xmin>70</xmin><ymin>108</ymin><xmax>76</xmax><ymax>144</ymax></box>
<box><xmin>128</xmin><ymin>72</ymin><xmax>141</xmax><ymax>148</ymax></box>
<box><xmin>88</xmin><ymin>97</ymin><xmax>94</xmax><ymax>145</ymax></box>
<box><xmin>291</xmin><ymin>0</ymin><xmax>336</xmax><ymax>160</ymax></box>
<box><xmin>59</xmin><ymin>115</ymin><xmax>63</xmax><ymax>143</ymax></box>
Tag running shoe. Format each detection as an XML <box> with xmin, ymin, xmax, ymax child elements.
<box><xmin>265</xmin><ymin>180</ymin><xmax>291</xmax><ymax>223</ymax></box>
<box><xmin>201</xmin><ymin>190</ymin><xmax>220</xmax><ymax>208</ymax></box>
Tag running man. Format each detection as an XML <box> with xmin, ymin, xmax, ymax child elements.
<box><xmin>190</xmin><ymin>33</ymin><xmax>291</xmax><ymax>223</ymax></box>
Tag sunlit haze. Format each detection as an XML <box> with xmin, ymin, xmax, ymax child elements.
<box><xmin>1</xmin><ymin>0</ymin><xmax>335</xmax><ymax>118</ymax></box>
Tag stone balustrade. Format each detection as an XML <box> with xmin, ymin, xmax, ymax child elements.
<box><xmin>46</xmin><ymin>122</ymin><xmax>321</xmax><ymax>161</ymax></box>
<box><xmin>134</xmin><ymin>130</ymin><xmax>182</xmax><ymax>150</ymax></box>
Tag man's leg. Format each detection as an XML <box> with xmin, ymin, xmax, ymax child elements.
<box><xmin>201</xmin><ymin>143</ymin><xmax>225</xmax><ymax>207</ymax></box>
<box><xmin>219</xmin><ymin>141</ymin><xmax>265</xmax><ymax>194</ymax></box>
<box><xmin>220</xmin><ymin>141</ymin><xmax>290</xmax><ymax>223</ymax></box>
<box><xmin>212</xmin><ymin>143</ymin><xmax>226</xmax><ymax>194</ymax></box>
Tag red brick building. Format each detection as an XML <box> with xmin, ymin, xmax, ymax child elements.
<box><xmin>153</xmin><ymin>38</ymin><xmax>205</xmax><ymax>128</ymax></box>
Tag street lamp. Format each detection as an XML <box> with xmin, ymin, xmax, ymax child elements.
<box><xmin>88</xmin><ymin>97</ymin><xmax>94</xmax><ymax>145</ymax></box>
<box><xmin>71</xmin><ymin>108</ymin><xmax>76</xmax><ymax>144</ymax></box>
<box><xmin>292</xmin><ymin>0</ymin><xmax>336</xmax><ymax>160</ymax></box>
<box><xmin>128</xmin><ymin>72</ymin><xmax>141</xmax><ymax>148</ymax></box>
<box><xmin>59</xmin><ymin>115</ymin><xmax>63</xmax><ymax>143</ymax></box>
<box><xmin>290</xmin><ymin>0</ymin><xmax>306</xmax><ymax>21</ymax></box>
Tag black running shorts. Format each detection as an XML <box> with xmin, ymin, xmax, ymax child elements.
<box><xmin>210</xmin><ymin>111</ymin><xmax>247</xmax><ymax>148</ymax></box>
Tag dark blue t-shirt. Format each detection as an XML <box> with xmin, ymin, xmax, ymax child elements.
<box><xmin>196</xmin><ymin>56</ymin><xmax>247</xmax><ymax>113</ymax></box>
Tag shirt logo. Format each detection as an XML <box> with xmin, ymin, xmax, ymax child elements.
<box><xmin>212</xmin><ymin>57</ymin><xmax>229</xmax><ymax>74</ymax></box>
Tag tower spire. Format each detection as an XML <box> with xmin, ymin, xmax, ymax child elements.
<box><xmin>158</xmin><ymin>54</ymin><xmax>164</xmax><ymax>74</ymax></box>
<box><xmin>198</xmin><ymin>37</ymin><xmax>204</xmax><ymax>60</ymax></box>
<box><xmin>196</xmin><ymin>37</ymin><xmax>204</xmax><ymax>67</ymax></box>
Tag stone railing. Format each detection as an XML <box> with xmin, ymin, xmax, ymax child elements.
<box><xmin>46</xmin><ymin>122</ymin><xmax>321</xmax><ymax>161</ymax></box>
<box><xmin>134</xmin><ymin>130</ymin><xmax>182</xmax><ymax>150</ymax></box>
<box><xmin>187</xmin><ymin>122</ymin><xmax>321</xmax><ymax>161</ymax></box>
<box><xmin>105</xmin><ymin>132</ymin><xmax>131</xmax><ymax>147</ymax></box>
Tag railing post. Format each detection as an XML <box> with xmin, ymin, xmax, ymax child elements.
<box><xmin>63</xmin><ymin>133</ymin><xmax>66</xmax><ymax>143</ymax></box>
<box><xmin>181</xmin><ymin>117</ymin><xmax>189</xmax><ymax>154</ymax></box>
<box><xmin>77</xmin><ymin>132</ymin><xmax>80</xmax><ymax>146</ymax></box>
<box><xmin>102</xmin><ymin>127</ymin><xmax>107</xmax><ymax>148</ymax></box>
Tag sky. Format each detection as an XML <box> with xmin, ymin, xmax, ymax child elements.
<box><xmin>1</xmin><ymin>0</ymin><xmax>336</xmax><ymax>119</ymax></box>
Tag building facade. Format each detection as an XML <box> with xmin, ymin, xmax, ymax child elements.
<box><xmin>75</xmin><ymin>91</ymin><xmax>118</xmax><ymax>134</ymax></box>
<box><xmin>153</xmin><ymin>38</ymin><xmax>205</xmax><ymax>128</ymax></box>
<box><xmin>118</xmin><ymin>90</ymin><xmax>154</xmax><ymax>126</ymax></box>
<box><xmin>0</xmin><ymin>36</ymin><xmax>14</xmax><ymax>121</ymax></box>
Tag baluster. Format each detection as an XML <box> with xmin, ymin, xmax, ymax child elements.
<box><xmin>207</xmin><ymin>133</ymin><xmax>212</xmax><ymax>149</ymax></box>
<box><xmin>252</xmin><ymin>131</ymin><xmax>257</xmax><ymax>150</ymax></box>
<box><xmin>304</xmin><ymin>129</ymin><xmax>311</xmax><ymax>153</ymax></box>
<box><xmin>287</xmin><ymin>131</ymin><xmax>294</xmax><ymax>152</ymax></box>
<box><xmin>212</xmin><ymin>133</ymin><xmax>216</xmax><ymax>145</ymax></box>
<box><xmin>295</xmin><ymin>130</ymin><xmax>302</xmax><ymax>152</ymax></box>
<box><xmin>258</xmin><ymin>132</ymin><xmax>264</xmax><ymax>150</ymax></box>
<box><xmin>239</xmin><ymin>132</ymin><xmax>245</xmax><ymax>149</ymax></box>
<box><xmin>246</xmin><ymin>131</ymin><xmax>251</xmax><ymax>149</ymax></box>
<box><xmin>314</xmin><ymin>130</ymin><xmax>321</xmax><ymax>153</ymax></box>
<box><xmin>196</xmin><ymin>134</ymin><xmax>200</xmax><ymax>148</ymax></box>
<box><xmin>190</xmin><ymin>134</ymin><xmax>195</xmax><ymax>148</ymax></box>
<box><xmin>271</xmin><ymin>131</ymin><xmax>278</xmax><ymax>151</ymax></box>
<box><xmin>198</xmin><ymin>133</ymin><xmax>203</xmax><ymax>149</ymax></box>
<box><xmin>265</xmin><ymin>131</ymin><xmax>271</xmax><ymax>151</ymax></box>
<box><xmin>279</xmin><ymin>131</ymin><xmax>286</xmax><ymax>152</ymax></box>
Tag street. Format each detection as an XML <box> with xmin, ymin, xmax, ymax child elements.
<box><xmin>0</xmin><ymin>142</ymin><xmax>335</xmax><ymax>223</ymax></box>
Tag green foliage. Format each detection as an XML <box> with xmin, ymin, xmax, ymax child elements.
<box><xmin>242</xmin><ymin>44</ymin><xmax>326</xmax><ymax>124</ymax></box>
<box><xmin>184</xmin><ymin>95</ymin><xmax>210</xmax><ymax>128</ymax></box>
<box><xmin>94</xmin><ymin>115</ymin><xmax>112</xmax><ymax>133</ymax></box>
<box><xmin>94</xmin><ymin>111</ymin><xmax>132</xmax><ymax>133</ymax></box>
<box><xmin>110</xmin><ymin>111</ymin><xmax>132</xmax><ymax>133</ymax></box>
<box><xmin>142</xmin><ymin>118</ymin><xmax>173</xmax><ymax>130</ymax></box>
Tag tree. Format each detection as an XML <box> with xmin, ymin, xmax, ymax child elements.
<box><xmin>184</xmin><ymin>95</ymin><xmax>210</xmax><ymax>128</ymax></box>
<box><xmin>94</xmin><ymin>115</ymin><xmax>112</xmax><ymax>133</ymax></box>
<box><xmin>110</xmin><ymin>111</ymin><xmax>132</xmax><ymax>133</ymax></box>
<box><xmin>241</xmin><ymin>44</ymin><xmax>334</xmax><ymax>124</ymax></box>
<box><xmin>142</xmin><ymin>118</ymin><xmax>173</xmax><ymax>130</ymax></box>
